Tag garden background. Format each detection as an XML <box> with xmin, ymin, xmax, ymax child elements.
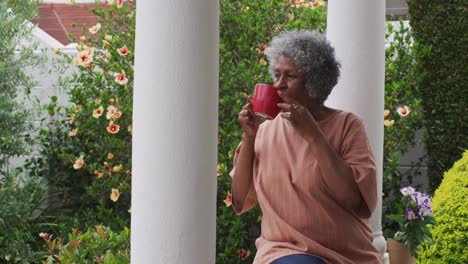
<box><xmin>0</xmin><ymin>0</ymin><xmax>466</xmax><ymax>263</ymax></box>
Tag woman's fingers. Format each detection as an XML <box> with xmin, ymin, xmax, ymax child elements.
<box><xmin>280</xmin><ymin>111</ymin><xmax>292</xmax><ymax>120</ymax></box>
<box><xmin>277</xmin><ymin>102</ymin><xmax>296</xmax><ymax>112</ymax></box>
<box><xmin>278</xmin><ymin>102</ymin><xmax>303</xmax><ymax>113</ymax></box>
<box><xmin>246</xmin><ymin>96</ymin><xmax>256</xmax><ymax>116</ymax></box>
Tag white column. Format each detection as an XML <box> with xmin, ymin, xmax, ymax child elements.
<box><xmin>131</xmin><ymin>1</ymin><xmax>219</xmax><ymax>263</ymax></box>
<box><xmin>326</xmin><ymin>1</ymin><xmax>387</xmax><ymax>263</ymax></box>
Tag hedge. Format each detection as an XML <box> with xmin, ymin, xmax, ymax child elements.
<box><xmin>407</xmin><ymin>0</ymin><xmax>468</xmax><ymax>193</ymax></box>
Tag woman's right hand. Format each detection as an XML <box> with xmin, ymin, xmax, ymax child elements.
<box><xmin>238</xmin><ymin>96</ymin><xmax>260</xmax><ymax>138</ymax></box>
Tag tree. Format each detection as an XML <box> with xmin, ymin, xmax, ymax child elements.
<box><xmin>0</xmin><ymin>0</ymin><xmax>40</xmax><ymax>172</ymax></box>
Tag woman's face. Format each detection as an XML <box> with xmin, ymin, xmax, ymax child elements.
<box><xmin>273</xmin><ymin>55</ymin><xmax>308</xmax><ymax>105</ymax></box>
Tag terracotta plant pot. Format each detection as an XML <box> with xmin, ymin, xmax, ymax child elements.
<box><xmin>387</xmin><ymin>238</ymin><xmax>416</xmax><ymax>264</ymax></box>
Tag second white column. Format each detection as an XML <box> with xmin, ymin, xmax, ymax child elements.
<box><xmin>326</xmin><ymin>0</ymin><xmax>387</xmax><ymax>262</ymax></box>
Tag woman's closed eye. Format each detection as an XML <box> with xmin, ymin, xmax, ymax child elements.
<box><xmin>274</xmin><ymin>73</ymin><xmax>297</xmax><ymax>81</ymax></box>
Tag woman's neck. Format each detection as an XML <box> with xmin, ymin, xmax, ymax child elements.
<box><xmin>304</xmin><ymin>98</ymin><xmax>331</xmax><ymax>122</ymax></box>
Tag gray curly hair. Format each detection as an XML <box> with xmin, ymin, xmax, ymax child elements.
<box><xmin>265</xmin><ymin>30</ymin><xmax>341</xmax><ymax>104</ymax></box>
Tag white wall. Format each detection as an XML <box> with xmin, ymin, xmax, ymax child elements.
<box><xmin>8</xmin><ymin>22</ymin><xmax>77</xmax><ymax>170</ymax></box>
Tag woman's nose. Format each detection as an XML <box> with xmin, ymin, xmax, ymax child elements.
<box><xmin>275</xmin><ymin>76</ymin><xmax>287</xmax><ymax>90</ymax></box>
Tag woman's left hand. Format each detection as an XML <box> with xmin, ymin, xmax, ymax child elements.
<box><xmin>277</xmin><ymin>93</ymin><xmax>320</xmax><ymax>142</ymax></box>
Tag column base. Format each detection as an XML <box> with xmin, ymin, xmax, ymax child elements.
<box><xmin>373</xmin><ymin>231</ymin><xmax>387</xmax><ymax>262</ymax></box>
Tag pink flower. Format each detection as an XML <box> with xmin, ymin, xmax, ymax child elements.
<box><xmin>102</xmin><ymin>40</ymin><xmax>112</xmax><ymax>48</ymax></box>
<box><xmin>107</xmin><ymin>122</ymin><xmax>120</xmax><ymax>134</ymax></box>
<box><xmin>224</xmin><ymin>191</ymin><xmax>232</xmax><ymax>207</ymax></box>
<box><xmin>114</xmin><ymin>70</ymin><xmax>128</xmax><ymax>85</ymax></box>
<box><xmin>73</xmin><ymin>156</ymin><xmax>84</xmax><ymax>170</ymax></box>
<box><xmin>39</xmin><ymin>233</ymin><xmax>52</xmax><ymax>241</ymax></box>
<box><xmin>384</xmin><ymin>120</ymin><xmax>395</xmax><ymax>127</ymax></box>
<box><xmin>112</xmin><ymin>164</ymin><xmax>123</xmax><ymax>173</ymax></box>
<box><xmin>311</xmin><ymin>0</ymin><xmax>326</xmax><ymax>8</ymax></box>
<box><xmin>117</xmin><ymin>45</ymin><xmax>130</xmax><ymax>56</ymax></box>
<box><xmin>73</xmin><ymin>104</ymin><xmax>82</xmax><ymax>112</ymax></box>
<box><xmin>112</xmin><ymin>111</ymin><xmax>122</xmax><ymax>120</ymax></box>
<box><xmin>255</xmin><ymin>44</ymin><xmax>267</xmax><ymax>53</ymax></box>
<box><xmin>117</xmin><ymin>0</ymin><xmax>124</xmax><ymax>8</ymax></box>
<box><xmin>384</xmin><ymin>109</ymin><xmax>390</xmax><ymax>119</ymax></box>
<box><xmin>106</xmin><ymin>105</ymin><xmax>118</xmax><ymax>120</ymax></box>
<box><xmin>89</xmin><ymin>23</ymin><xmax>101</xmax><ymax>34</ymax></box>
<box><xmin>73</xmin><ymin>48</ymin><xmax>94</xmax><ymax>67</ymax></box>
<box><xmin>239</xmin><ymin>249</ymin><xmax>251</xmax><ymax>260</ymax></box>
<box><xmin>93</xmin><ymin>106</ymin><xmax>104</xmax><ymax>118</ymax></box>
<box><xmin>397</xmin><ymin>106</ymin><xmax>410</xmax><ymax>117</ymax></box>
<box><xmin>68</xmin><ymin>128</ymin><xmax>78</xmax><ymax>137</ymax></box>
<box><xmin>69</xmin><ymin>114</ymin><xmax>76</xmax><ymax>124</ymax></box>
<box><xmin>94</xmin><ymin>170</ymin><xmax>104</xmax><ymax>178</ymax></box>
<box><xmin>110</xmin><ymin>188</ymin><xmax>120</xmax><ymax>202</ymax></box>
<box><xmin>104</xmin><ymin>162</ymin><xmax>112</xmax><ymax>175</ymax></box>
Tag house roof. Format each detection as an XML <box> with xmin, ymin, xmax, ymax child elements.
<box><xmin>31</xmin><ymin>3</ymin><xmax>101</xmax><ymax>46</ymax></box>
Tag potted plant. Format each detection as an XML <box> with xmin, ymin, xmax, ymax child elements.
<box><xmin>387</xmin><ymin>186</ymin><xmax>435</xmax><ymax>263</ymax></box>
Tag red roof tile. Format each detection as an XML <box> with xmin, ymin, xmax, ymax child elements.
<box><xmin>31</xmin><ymin>3</ymin><xmax>101</xmax><ymax>45</ymax></box>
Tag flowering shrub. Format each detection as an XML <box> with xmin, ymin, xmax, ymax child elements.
<box><xmin>217</xmin><ymin>0</ymin><xmax>326</xmax><ymax>262</ymax></box>
<box><xmin>382</xmin><ymin>20</ymin><xmax>425</xmax><ymax>239</ymax></box>
<box><xmin>387</xmin><ymin>186</ymin><xmax>435</xmax><ymax>257</ymax></box>
<box><xmin>42</xmin><ymin>225</ymin><xmax>130</xmax><ymax>264</ymax></box>
<box><xmin>29</xmin><ymin>0</ymin><xmax>135</xmax><ymax>234</ymax></box>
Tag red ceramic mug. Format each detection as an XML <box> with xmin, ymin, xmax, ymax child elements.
<box><xmin>252</xmin><ymin>84</ymin><xmax>282</xmax><ymax>120</ymax></box>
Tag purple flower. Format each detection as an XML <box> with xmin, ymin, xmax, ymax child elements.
<box><xmin>418</xmin><ymin>197</ymin><xmax>433</xmax><ymax>219</ymax></box>
<box><xmin>418</xmin><ymin>206</ymin><xmax>431</xmax><ymax>220</ymax></box>
<box><xmin>400</xmin><ymin>186</ymin><xmax>416</xmax><ymax>197</ymax></box>
<box><xmin>420</xmin><ymin>194</ymin><xmax>432</xmax><ymax>208</ymax></box>
<box><xmin>411</xmin><ymin>192</ymin><xmax>419</xmax><ymax>203</ymax></box>
<box><xmin>405</xmin><ymin>208</ymin><xmax>418</xmax><ymax>220</ymax></box>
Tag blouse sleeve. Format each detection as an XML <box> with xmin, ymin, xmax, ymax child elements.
<box><xmin>339</xmin><ymin>117</ymin><xmax>378</xmax><ymax>218</ymax></box>
<box><xmin>229</xmin><ymin>142</ymin><xmax>258</xmax><ymax>215</ymax></box>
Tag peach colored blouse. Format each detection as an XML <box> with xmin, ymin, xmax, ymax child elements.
<box><xmin>231</xmin><ymin>111</ymin><xmax>381</xmax><ymax>264</ymax></box>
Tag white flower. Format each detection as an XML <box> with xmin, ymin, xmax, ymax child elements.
<box><xmin>89</xmin><ymin>23</ymin><xmax>101</xmax><ymax>34</ymax></box>
<box><xmin>400</xmin><ymin>186</ymin><xmax>415</xmax><ymax>197</ymax></box>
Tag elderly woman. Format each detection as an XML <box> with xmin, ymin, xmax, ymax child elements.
<box><xmin>230</xmin><ymin>30</ymin><xmax>381</xmax><ymax>264</ymax></box>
